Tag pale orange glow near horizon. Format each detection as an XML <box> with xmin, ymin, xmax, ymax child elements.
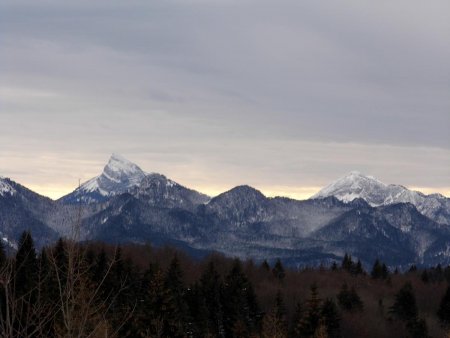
<box><xmin>25</xmin><ymin>182</ymin><xmax>450</xmax><ymax>201</ymax></box>
<box><xmin>409</xmin><ymin>187</ymin><xmax>450</xmax><ymax>198</ymax></box>
<box><xmin>26</xmin><ymin>183</ymin><xmax>324</xmax><ymax>201</ymax></box>
<box><xmin>25</xmin><ymin>184</ymin><xmax>80</xmax><ymax>200</ymax></box>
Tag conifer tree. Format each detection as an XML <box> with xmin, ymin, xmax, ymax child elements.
<box><xmin>291</xmin><ymin>302</ymin><xmax>303</xmax><ymax>338</ymax></box>
<box><xmin>314</xmin><ymin>323</ymin><xmax>329</xmax><ymax>338</ymax></box>
<box><xmin>143</xmin><ymin>261</ymin><xmax>158</xmax><ymax>284</ymax></box>
<box><xmin>164</xmin><ymin>255</ymin><xmax>189</xmax><ymax>337</ymax></box>
<box><xmin>354</xmin><ymin>259</ymin><xmax>364</xmax><ymax>275</ymax></box>
<box><xmin>121</xmin><ymin>258</ymin><xmax>140</xmax><ymax>335</ymax></box>
<box><xmin>261</xmin><ymin>259</ymin><xmax>270</xmax><ymax>271</ymax></box>
<box><xmin>409</xmin><ymin>265</ymin><xmax>417</xmax><ymax>272</ymax></box>
<box><xmin>407</xmin><ymin>318</ymin><xmax>429</xmax><ymax>338</ymax></box>
<box><xmin>185</xmin><ymin>282</ymin><xmax>208</xmax><ymax>337</ymax></box>
<box><xmin>142</xmin><ymin>269</ymin><xmax>171</xmax><ymax>337</ymax></box>
<box><xmin>272</xmin><ymin>259</ymin><xmax>285</xmax><ymax>281</ymax></box>
<box><xmin>36</xmin><ymin>248</ymin><xmax>57</xmax><ymax>336</ymax></box>
<box><xmin>51</xmin><ymin>238</ymin><xmax>68</xmax><ymax>288</ymax></box>
<box><xmin>14</xmin><ymin>231</ymin><xmax>38</xmax><ymax>298</ymax></box>
<box><xmin>436</xmin><ymin>264</ymin><xmax>444</xmax><ymax>282</ymax></box>
<box><xmin>13</xmin><ymin>231</ymin><xmax>39</xmax><ymax>335</ymax></box>
<box><xmin>0</xmin><ymin>241</ymin><xmax>6</xmax><ymax>269</ymax></box>
<box><xmin>390</xmin><ymin>282</ymin><xmax>418</xmax><ymax>322</ymax></box>
<box><xmin>381</xmin><ymin>263</ymin><xmax>389</xmax><ymax>279</ymax></box>
<box><xmin>38</xmin><ymin>248</ymin><xmax>59</xmax><ymax>304</ymax></box>
<box><xmin>84</xmin><ymin>248</ymin><xmax>96</xmax><ymax>278</ymax></box>
<box><xmin>298</xmin><ymin>284</ymin><xmax>322</xmax><ymax>336</ymax></box>
<box><xmin>437</xmin><ymin>286</ymin><xmax>450</xmax><ymax>326</ymax></box>
<box><xmin>371</xmin><ymin>259</ymin><xmax>383</xmax><ymax>279</ymax></box>
<box><xmin>321</xmin><ymin>298</ymin><xmax>340</xmax><ymax>337</ymax></box>
<box><xmin>53</xmin><ymin>238</ymin><xmax>67</xmax><ymax>268</ymax></box>
<box><xmin>93</xmin><ymin>248</ymin><xmax>107</xmax><ymax>284</ymax></box>
<box><xmin>275</xmin><ymin>290</ymin><xmax>287</xmax><ymax>322</ymax></box>
<box><xmin>341</xmin><ymin>254</ymin><xmax>353</xmax><ymax>272</ymax></box>
<box><xmin>337</xmin><ymin>283</ymin><xmax>363</xmax><ymax>312</ymax></box>
<box><xmin>421</xmin><ymin>270</ymin><xmax>430</xmax><ymax>283</ymax></box>
<box><xmin>371</xmin><ymin>259</ymin><xmax>389</xmax><ymax>279</ymax></box>
<box><xmin>222</xmin><ymin>259</ymin><xmax>259</xmax><ymax>337</ymax></box>
<box><xmin>107</xmin><ymin>247</ymin><xmax>125</xmax><ymax>317</ymax></box>
<box><xmin>200</xmin><ymin>261</ymin><xmax>225</xmax><ymax>336</ymax></box>
<box><xmin>330</xmin><ymin>262</ymin><xmax>338</xmax><ymax>271</ymax></box>
<box><xmin>261</xmin><ymin>291</ymin><xmax>288</xmax><ymax>338</ymax></box>
<box><xmin>390</xmin><ymin>283</ymin><xmax>429</xmax><ymax>338</ymax></box>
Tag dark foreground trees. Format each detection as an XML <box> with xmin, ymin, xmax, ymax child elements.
<box><xmin>1</xmin><ymin>233</ymin><xmax>450</xmax><ymax>337</ymax></box>
<box><xmin>389</xmin><ymin>282</ymin><xmax>429</xmax><ymax>338</ymax></box>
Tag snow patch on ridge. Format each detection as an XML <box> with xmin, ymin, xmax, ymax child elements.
<box><xmin>60</xmin><ymin>154</ymin><xmax>147</xmax><ymax>203</ymax></box>
<box><xmin>78</xmin><ymin>153</ymin><xmax>146</xmax><ymax>196</ymax></box>
<box><xmin>311</xmin><ymin>171</ymin><xmax>450</xmax><ymax>225</ymax></box>
<box><xmin>0</xmin><ymin>177</ymin><xmax>16</xmax><ymax>197</ymax></box>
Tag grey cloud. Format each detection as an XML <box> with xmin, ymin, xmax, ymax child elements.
<box><xmin>0</xmin><ymin>0</ymin><xmax>449</xmax><ymax>197</ymax></box>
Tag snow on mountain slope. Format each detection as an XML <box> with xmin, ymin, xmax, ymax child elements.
<box><xmin>131</xmin><ymin>173</ymin><xmax>210</xmax><ymax>210</ymax></box>
<box><xmin>83</xmin><ymin>153</ymin><xmax>146</xmax><ymax>194</ymax></box>
<box><xmin>59</xmin><ymin>153</ymin><xmax>146</xmax><ymax>203</ymax></box>
<box><xmin>0</xmin><ymin>177</ymin><xmax>60</xmax><ymax>248</ymax></box>
<box><xmin>59</xmin><ymin>154</ymin><xmax>210</xmax><ymax>207</ymax></box>
<box><xmin>312</xmin><ymin>171</ymin><xmax>450</xmax><ymax>225</ymax></box>
<box><xmin>0</xmin><ymin>177</ymin><xmax>16</xmax><ymax>197</ymax></box>
<box><xmin>312</xmin><ymin>171</ymin><xmax>389</xmax><ymax>205</ymax></box>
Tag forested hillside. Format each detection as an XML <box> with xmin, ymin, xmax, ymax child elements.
<box><xmin>2</xmin><ymin>232</ymin><xmax>450</xmax><ymax>337</ymax></box>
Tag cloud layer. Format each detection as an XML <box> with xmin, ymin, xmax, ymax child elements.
<box><xmin>1</xmin><ymin>0</ymin><xmax>449</xmax><ymax>198</ymax></box>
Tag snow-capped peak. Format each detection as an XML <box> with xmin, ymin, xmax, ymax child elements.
<box><xmin>311</xmin><ymin>171</ymin><xmax>450</xmax><ymax>224</ymax></box>
<box><xmin>102</xmin><ymin>153</ymin><xmax>145</xmax><ymax>183</ymax></box>
<box><xmin>106</xmin><ymin>153</ymin><xmax>141</xmax><ymax>175</ymax></box>
<box><xmin>61</xmin><ymin>154</ymin><xmax>147</xmax><ymax>203</ymax></box>
<box><xmin>86</xmin><ymin>153</ymin><xmax>146</xmax><ymax>194</ymax></box>
<box><xmin>312</xmin><ymin>171</ymin><xmax>388</xmax><ymax>205</ymax></box>
<box><xmin>0</xmin><ymin>176</ymin><xmax>16</xmax><ymax>197</ymax></box>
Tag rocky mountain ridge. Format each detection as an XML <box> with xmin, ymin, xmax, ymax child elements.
<box><xmin>312</xmin><ymin>171</ymin><xmax>450</xmax><ymax>225</ymax></box>
<box><xmin>1</xmin><ymin>156</ymin><xmax>449</xmax><ymax>268</ymax></box>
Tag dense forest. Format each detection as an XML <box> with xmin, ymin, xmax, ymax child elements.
<box><xmin>2</xmin><ymin>232</ymin><xmax>450</xmax><ymax>337</ymax></box>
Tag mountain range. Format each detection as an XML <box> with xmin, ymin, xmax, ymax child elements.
<box><xmin>1</xmin><ymin>154</ymin><xmax>449</xmax><ymax>269</ymax></box>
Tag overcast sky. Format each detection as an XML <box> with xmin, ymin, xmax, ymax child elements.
<box><xmin>1</xmin><ymin>0</ymin><xmax>449</xmax><ymax>199</ymax></box>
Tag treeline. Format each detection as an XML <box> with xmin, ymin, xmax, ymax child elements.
<box><xmin>2</xmin><ymin>233</ymin><xmax>450</xmax><ymax>337</ymax></box>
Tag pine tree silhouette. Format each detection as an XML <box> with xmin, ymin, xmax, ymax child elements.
<box><xmin>272</xmin><ymin>259</ymin><xmax>285</xmax><ymax>281</ymax></box>
<box><xmin>337</xmin><ymin>283</ymin><xmax>363</xmax><ymax>312</ymax></box>
<box><xmin>14</xmin><ymin>231</ymin><xmax>38</xmax><ymax>298</ymax></box>
<box><xmin>321</xmin><ymin>298</ymin><xmax>340</xmax><ymax>337</ymax></box>
<box><xmin>164</xmin><ymin>255</ymin><xmax>189</xmax><ymax>337</ymax></box>
<box><xmin>298</xmin><ymin>284</ymin><xmax>322</xmax><ymax>336</ymax></box>
<box><xmin>200</xmin><ymin>261</ymin><xmax>225</xmax><ymax>336</ymax></box>
<box><xmin>390</xmin><ymin>282</ymin><xmax>418</xmax><ymax>321</ymax></box>
<box><xmin>222</xmin><ymin>259</ymin><xmax>259</xmax><ymax>337</ymax></box>
<box><xmin>438</xmin><ymin>286</ymin><xmax>450</xmax><ymax>326</ymax></box>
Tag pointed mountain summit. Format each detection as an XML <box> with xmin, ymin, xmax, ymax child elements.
<box><xmin>59</xmin><ymin>153</ymin><xmax>146</xmax><ymax>204</ymax></box>
<box><xmin>59</xmin><ymin>153</ymin><xmax>210</xmax><ymax>207</ymax></box>
<box><xmin>312</xmin><ymin>171</ymin><xmax>450</xmax><ymax>225</ymax></box>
